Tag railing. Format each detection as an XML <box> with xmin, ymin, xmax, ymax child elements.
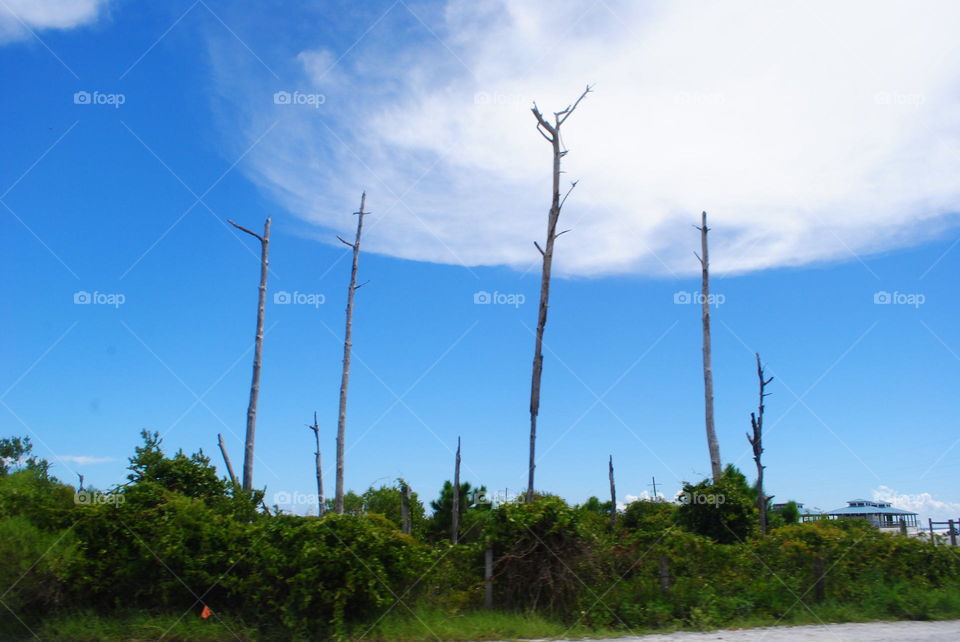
<box><xmin>800</xmin><ymin>514</ymin><xmax>917</xmax><ymax>528</ymax></box>
<box><xmin>928</xmin><ymin>519</ymin><xmax>960</xmax><ymax>546</ymax></box>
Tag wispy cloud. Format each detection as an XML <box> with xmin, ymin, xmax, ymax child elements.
<box><xmin>0</xmin><ymin>0</ymin><xmax>111</xmax><ymax>44</ymax></box>
<box><xmin>57</xmin><ymin>454</ymin><xmax>116</xmax><ymax>465</ymax></box>
<box><xmin>216</xmin><ymin>0</ymin><xmax>960</xmax><ymax>278</ymax></box>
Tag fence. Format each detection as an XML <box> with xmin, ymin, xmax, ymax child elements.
<box><xmin>928</xmin><ymin>518</ymin><xmax>960</xmax><ymax>546</ymax></box>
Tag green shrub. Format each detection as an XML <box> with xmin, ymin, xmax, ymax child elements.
<box><xmin>0</xmin><ymin>468</ymin><xmax>75</xmax><ymax>531</ymax></box>
<box><xmin>225</xmin><ymin>513</ymin><xmax>429</xmax><ymax>638</ymax></box>
<box><xmin>487</xmin><ymin>496</ymin><xmax>599</xmax><ymax>615</ymax></box>
<box><xmin>622</xmin><ymin>499</ymin><xmax>677</xmax><ymax>532</ymax></box>
<box><xmin>0</xmin><ymin>516</ymin><xmax>77</xmax><ymax>637</ymax></box>
<box><xmin>676</xmin><ymin>472</ymin><xmax>757</xmax><ymax>544</ymax></box>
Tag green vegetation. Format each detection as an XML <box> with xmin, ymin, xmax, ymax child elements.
<box><xmin>3</xmin><ymin>434</ymin><xmax>960</xmax><ymax>641</ymax></box>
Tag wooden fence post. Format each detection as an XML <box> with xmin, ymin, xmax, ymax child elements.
<box><xmin>930</xmin><ymin>518</ymin><xmax>936</xmax><ymax>546</ymax></box>
<box><xmin>658</xmin><ymin>554</ymin><xmax>671</xmax><ymax>594</ymax></box>
<box><xmin>950</xmin><ymin>520</ymin><xmax>957</xmax><ymax>547</ymax></box>
<box><xmin>484</xmin><ymin>546</ymin><xmax>494</xmax><ymax>609</ymax></box>
<box><xmin>812</xmin><ymin>556</ymin><xmax>826</xmax><ymax>603</ymax></box>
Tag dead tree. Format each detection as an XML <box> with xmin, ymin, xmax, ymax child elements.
<box><xmin>695</xmin><ymin>212</ymin><xmax>723</xmax><ymax>482</ymax></box>
<box><xmin>747</xmin><ymin>352</ymin><xmax>774</xmax><ymax>534</ymax></box>
<box><xmin>399</xmin><ymin>479</ymin><xmax>412</xmax><ymax>535</ymax></box>
<box><xmin>452</xmin><ymin>436</ymin><xmax>461</xmax><ymax>544</ymax></box>
<box><xmin>526</xmin><ymin>85</ymin><xmax>592</xmax><ymax>502</ymax></box>
<box><xmin>334</xmin><ymin>193</ymin><xmax>368</xmax><ymax>514</ymax></box>
<box><xmin>608</xmin><ymin>455</ymin><xmax>617</xmax><ymax>529</ymax></box>
<box><xmin>228</xmin><ymin>216</ymin><xmax>271</xmax><ymax>491</ymax></box>
<box><xmin>217</xmin><ymin>433</ymin><xmax>239</xmax><ymax>485</ymax></box>
<box><xmin>306</xmin><ymin>412</ymin><xmax>323</xmax><ymax>517</ymax></box>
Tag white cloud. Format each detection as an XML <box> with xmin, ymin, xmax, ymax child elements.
<box><xmin>227</xmin><ymin>0</ymin><xmax>960</xmax><ymax>277</ymax></box>
<box><xmin>873</xmin><ymin>485</ymin><xmax>960</xmax><ymax>522</ymax></box>
<box><xmin>0</xmin><ymin>0</ymin><xmax>110</xmax><ymax>44</ymax></box>
<box><xmin>57</xmin><ymin>455</ymin><xmax>115</xmax><ymax>465</ymax></box>
<box><xmin>623</xmin><ymin>491</ymin><xmax>671</xmax><ymax>508</ymax></box>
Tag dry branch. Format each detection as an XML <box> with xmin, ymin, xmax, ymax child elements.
<box><xmin>695</xmin><ymin>212</ymin><xmax>722</xmax><ymax>481</ymax></box>
<box><xmin>526</xmin><ymin>85</ymin><xmax>592</xmax><ymax>502</ymax></box>
<box><xmin>217</xmin><ymin>433</ymin><xmax>238</xmax><ymax>485</ymax></box>
<box><xmin>747</xmin><ymin>352</ymin><xmax>774</xmax><ymax>534</ymax></box>
<box><xmin>335</xmin><ymin>193</ymin><xmax>367</xmax><ymax>513</ymax></box>
<box><xmin>307</xmin><ymin>412</ymin><xmax>323</xmax><ymax>517</ymax></box>
<box><xmin>229</xmin><ymin>216</ymin><xmax>271</xmax><ymax>491</ymax></box>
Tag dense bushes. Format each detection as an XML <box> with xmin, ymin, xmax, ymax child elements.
<box><xmin>226</xmin><ymin>514</ymin><xmax>429</xmax><ymax>637</ymax></box>
<box><xmin>589</xmin><ymin>519</ymin><xmax>960</xmax><ymax>630</ymax></box>
<box><xmin>0</xmin><ymin>516</ymin><xmax>77</xmax><ymax>618</ymax></box>
<box><xmin>3</xmin><ymin>432</ymin><xmax>960</xmax><ymax>639</ymax></box>
<box><xmin>488</xmin><ymin>495</ymin><xmax>601</xmax><ymax>614</ymax></box>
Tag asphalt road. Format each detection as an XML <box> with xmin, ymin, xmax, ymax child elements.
<box><xmin>545</xmin><ymin>619</ymin><xmax>960</xmax><ymax>641</ymax></box>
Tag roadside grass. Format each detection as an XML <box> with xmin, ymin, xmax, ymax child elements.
<box><xmin>27</xmin><ymin>610</ymin><xmax>257</xmax><ymax>642</ymax></box>
<box><xmin>359</xmin><ymin>607</ymin><xmax>628</xmax><ymax>640</ymax></box>
<box><xmin>21</xmin><ymin>585</ymin><xmax>960</xmax><ymax>641</ymax></box>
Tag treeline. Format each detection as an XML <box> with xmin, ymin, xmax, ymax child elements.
<box><xmin>2</xmin><ymin>434</ymin><xmax>960</xmax><ymax>640</ymax></box>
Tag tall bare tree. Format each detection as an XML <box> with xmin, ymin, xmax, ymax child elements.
<box><xmin>306</xmin><ymin>412</ymin><xmax>323</xmax><ymax>517</ymax></box>
<box><xmin>334</xmin><ymin>193</ymin><xmax>368</xmax><ymax>513</ymax></box>
<box><xmin>608</xmin><ymin>455</ymin><xmax>617</xmax><ymax>529</ymax></box>
<box><xmin>217</xmin><ymin>433</ymin><xmax>238</xmax><ymax>485</ymax></box>
<box><xmin>747</xmin><ymin>352</ymin><xmax>774</xmax><ymax>534</ymax></box>
<box><xmin>694</xmin><ymin>212</ymin><xmax>722</xmax><ymax>481</ymax></box>
<box><xmin>526</xmin><ymin>85</ymin><xmax>592</xmax><ymax>502</ymax></box>
<box><xmin>399</xmin><ymin>478</ymin><xmax>412</xmax><ymax>535</ymax></box>
<box><xmin>228</xmin><ymin>216</ymin><xmax>271</xmax><ymax>491</ymax></box>
<box><xmin>452</xmin><ymin>436</ymin><xmax>461</xmax><ymax>544</ymax></box>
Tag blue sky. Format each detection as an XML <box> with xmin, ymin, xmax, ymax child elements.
<box><xmin>2</xmin><ymin>0</ymin><xmax>959</xmax><ymax>521</ymax></box>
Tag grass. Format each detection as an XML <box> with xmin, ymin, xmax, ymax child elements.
<box><xmin>14</xmin><ymin>586</ymin><xmax>960</xmax><ymax>641</ymax></box>
<box><xmin>360</xmin><ymin>607</ymin><xmax>626</xmax><ymax>640</ymax></box>
<box><xmin>21</xmin><ymin>610</ymin><xmax>258</xmax><ymax>642</ymax></box>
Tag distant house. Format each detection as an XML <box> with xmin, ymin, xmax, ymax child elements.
<box><xmin>801</xmin><ymin>498</ymin><xmax>918</xmax><ymax>533</ymax></box>
<box><xmin>772</xmin><ymin>501</ymin><xmax>821</xmax><ymax>518</ymax></box>
<box><xmin>771</xmin><ymin>501</ymin><xmax>798</xmax><ymax>511</ymax></box>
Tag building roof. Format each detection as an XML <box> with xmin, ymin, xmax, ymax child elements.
<box><xmin>823</xmin><ymin>499</ymin><xmax>917</xmax><ymax>516</ymax></box>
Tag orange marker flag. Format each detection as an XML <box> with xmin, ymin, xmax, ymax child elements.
<box><xmin>200</xmin><ymin>605</ymin><xmax>212</xmax><ymax>619</ymax></box>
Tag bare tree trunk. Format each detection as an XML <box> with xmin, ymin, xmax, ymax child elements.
<box><xmin>452</xmin><ymin>436</ymin><xmax>461</xmax><ymax>544</ymax></box>
<box><xmin>399</xmin><ymin>479</ymin><xmax>412</xmax><ymax>534</ymax></box>
<box><xmin>335</xmin><ymin>193</ymin><xmax>368</xmax><ymax>514</ymax></box>
<box><xmin>307</xmin><ymin>412</ymin><xmax>323</xmax><ymax>517</ymax></box>
<box><xmin>527</xmin><ymin>86</ymin><xmax>592</xmax><ymax>502</ymax></box>
<box><xmin>608</xmin><ymin>455</ymin><xmax>617</xmax><ymax>529</ymax></box>
<box><xmin>228</xmin><ymin>217</ymin><xmax>271</xmax><ymax>491</ymax></box>
<box><xmin>217</xmin><ymin>433</ymin><xmax>238</xmax><ymax>485</ymax></box>
<box><xmin>695</xmin><ymin>212</ymin><xmax>722</xmax><ymax>481</ymax></box>
<box><xmin>747</xmin><ymin>353</ymin><xmax>774</xmax><ymax>534</ymax></box>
